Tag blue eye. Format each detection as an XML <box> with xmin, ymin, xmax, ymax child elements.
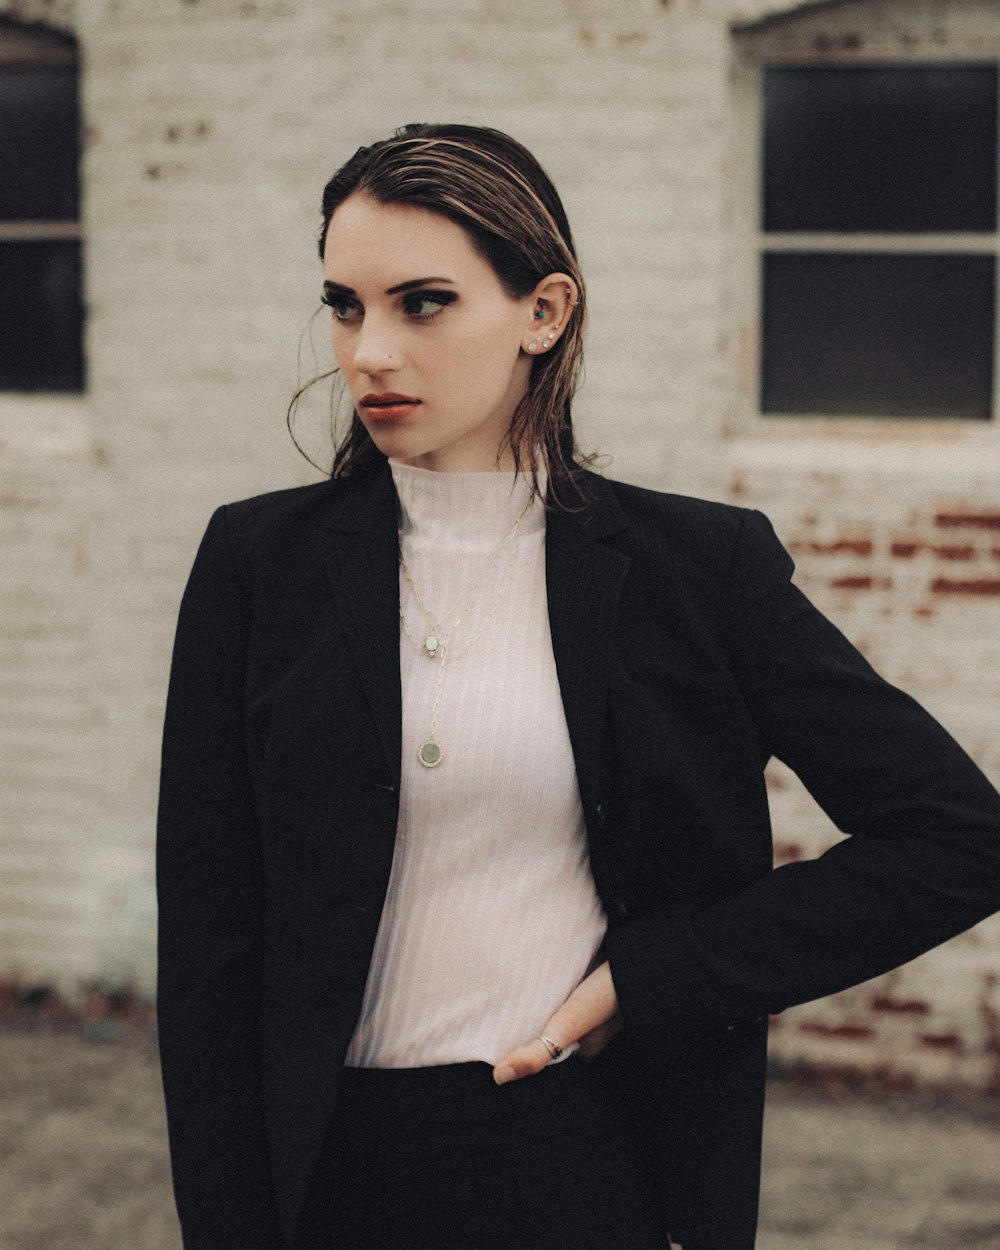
<box><xmin>402</xmin><ymin>291</ymin><xmax>456</xmax><ymax>319</ymax></box>
<box><xmin>321</xmin><ymin>293</ymin><xmax>361</xmax><ymax>322</ymax></box>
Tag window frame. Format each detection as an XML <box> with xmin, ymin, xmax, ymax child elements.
<box><xmin>731</xmin><ymin>35</ymin><xmax>1000</xmax><ymax>432</ymax></box>
<box><xmin>0</xmin><ymin>19</ymin><xmax>83</xmax><ymax>393</ymax></box>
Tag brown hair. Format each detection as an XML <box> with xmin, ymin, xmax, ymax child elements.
<box><xmin>292</xmin><ymin>122</ymin><xmax>593</xmax><ymax>505</ymax></box>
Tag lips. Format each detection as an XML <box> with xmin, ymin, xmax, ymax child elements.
<box><xmin>360</xmin><ymin>392</ymin><xmax>421</xmax><ymax>421</ymax></box>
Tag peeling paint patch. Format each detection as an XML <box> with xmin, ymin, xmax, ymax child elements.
<box><xmin>614</xmin><ymin>29</ymin><xmax>648</xmax><ymax>48</ymax></box>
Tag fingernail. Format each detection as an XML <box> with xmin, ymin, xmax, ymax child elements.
<box><xmin>493</xmin><ymin>1066</ymin><xmax>516</xmax><ymax>1086</ymax></box>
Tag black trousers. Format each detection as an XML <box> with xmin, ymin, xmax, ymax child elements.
<box><xmin>292</xmin><ymin>1056</ymin><xmax>674</xmax><ymax>1249</ymax></box>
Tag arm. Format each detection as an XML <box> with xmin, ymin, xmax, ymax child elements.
<box><xmin>157</xmin><ymin>506</ymin><xmax>282</xmax><ymax>1249</ymax></box>
<box><xmin>605</xmin><ymin>508</ymin><xmax>1000</xmax><ymax>1056</ymax></box>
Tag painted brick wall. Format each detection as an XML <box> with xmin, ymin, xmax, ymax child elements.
<box><xmin>1</xmin><ymin>0</ymin><xmax>998</xmax><ymax>1088</ymax></box>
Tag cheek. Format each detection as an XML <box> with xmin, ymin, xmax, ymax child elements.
<box><xmin>448</xmin><ymin>321</ymin><xmax>523</xmax><ymax>393</ymax></box>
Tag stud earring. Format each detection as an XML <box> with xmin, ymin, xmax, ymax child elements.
<box><xmin>535</xmin><ymin>308</ymin><xmax>545</xmax><ymax>319</ymax></box>
<box><xmin>526</xmin><ymin>341</ymin><xmax>538</xmax><ymax>353</ymax></box>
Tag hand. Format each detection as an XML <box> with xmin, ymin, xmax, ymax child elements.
<box><xmin>492</xmin><ymin>961</ymin><xmax>621</xmax><ymax>1085</ymax></box>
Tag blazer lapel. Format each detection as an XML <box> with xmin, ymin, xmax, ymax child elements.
<box><xmin>316</xmin><ymin>460</ymin><xmax>632</xmax><ymax>852</ymax></box>
<box><xmin>546</xmin><ymin>474</ymin><xmax>631</xmax><ymax>836</ymax></box>
<box><xmin>321</xmin><ymin>459</ymin><xmax>403</xmax><ymax>786</ymax></box>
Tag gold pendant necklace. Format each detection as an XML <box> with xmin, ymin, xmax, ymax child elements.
<box><xmin>398</xmin><ymin>490</ymin><xmax>534</xmax><ymax>768</ymax></box>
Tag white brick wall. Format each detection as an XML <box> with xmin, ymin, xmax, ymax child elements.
<box><xmin>2</xmin><ymin>0</ymin><xmax>999</xmax><ymax>1087</ymax></box>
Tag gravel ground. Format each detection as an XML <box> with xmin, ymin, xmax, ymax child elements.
<box><xmin>3</xmin><ymin>1021</ymin><xmax>1000</xmax><ymax>1249</ymax></box>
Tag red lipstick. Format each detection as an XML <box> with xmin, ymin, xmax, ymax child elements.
<box><xmin>360</xmin><ymin>392</ymin><xmax>421</xmax><ymax>421</ymax></box>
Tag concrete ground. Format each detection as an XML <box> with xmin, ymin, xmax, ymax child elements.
<box><xmin>2</xmin><ymin>1021</ymin><xmax>1000</xmax><ymax>1249</ymax></box>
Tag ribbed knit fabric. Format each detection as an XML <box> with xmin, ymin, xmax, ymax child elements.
<box><xmin>344</xmin><ymin>461</ymin><xmax>607</xmax><ymax>1068</ymax></box>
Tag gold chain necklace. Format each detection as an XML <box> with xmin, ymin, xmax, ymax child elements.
<box><xmin>398</xmin><ymin>489</ymin><xmax>535</xmax><ymax>768</ymax></box>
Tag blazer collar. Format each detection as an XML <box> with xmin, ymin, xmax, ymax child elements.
<box><xmin>545</xmin><ymin>473</ymin><xmax>631</xmax><ymax>824</ymax></box>
<box><xmin>322</xmin><ymin>459</ymin><xmax>403</xmax><ymax>787</ymax></box>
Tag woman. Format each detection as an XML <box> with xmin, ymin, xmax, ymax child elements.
<box><xmin>157</xmin><ymin>124</ymin><xmax>1000</xmax><ymax>1250</ymax></box>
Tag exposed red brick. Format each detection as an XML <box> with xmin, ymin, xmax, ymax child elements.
<box><xmin>801</xmin><ymin>538</ymin><xmax>874</xmax><ymax>557</ymax></box>
<box><xmin>935</xmin><ymin>512</ymin><xmax>1000</xmax><ymax>531</ymax></box>
<box><xmin>870</xmin><ymin>992</ymin><xmax>930</xmax><ymax>1016</ymax></box>
<box><xmin>930</xmin><ymin>578</ymin><xmax>1000</xmax><ymax>596</ymax></box>
<box><xmin>799</xmin><ymin>1020</ymin><xmax>876</xmax><ymax>1040</ymax></box>
<box><xmin>933</xmin><ymin>545</ymin><xmax>975</xmax><ymax>561</ymax></box>
<box><xmin>830</xmin><ymin>575</ymin><xmax>891</xmax><ymax>591</ymax></box>
<box><xmin>891</xmin><ymin>541</ymin><xmax>922</xmax><ymax>558</ymax></box>
<box><xmin>918</xmin><ymin>1032</ymin><xmax>963</xmax><ymax>1053</ymax></box>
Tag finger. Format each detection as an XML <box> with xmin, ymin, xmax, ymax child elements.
<box><xmin>492</xmin><ymin>963</ymin><xmax>618</xmax><ymax>1085</ymax></box>
<box><xmin>493</xmin><ymin>1035</ymin><xmax>559</xmax><ymax>1085</ymax></box>
<box><xmin>541</xmin><ymin>962</ymin><xmax>617</xmax><ymax>1050</ymax></box>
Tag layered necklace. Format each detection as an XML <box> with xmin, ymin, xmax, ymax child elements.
<box><xmin>398</xmin><ymin>488</ymin><xmax>535</xmax><ymax>768</ymax></box>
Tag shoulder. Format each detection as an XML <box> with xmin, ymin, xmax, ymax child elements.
<box><xmin>588</xmin><ymin>472</ymin><xmax>780</xmax><ymax>565</ymax></box>
<box><xmin>210</xmin><ymin>471</ymin><xmax>381</xmax><ymax>560</ymax></box>
<box><xmin>218</xmin><ymin>476</ymin><xmax>347</xmax><ymax>540</ymax></box>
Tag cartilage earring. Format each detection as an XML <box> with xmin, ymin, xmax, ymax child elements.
<box><xmin>542</xmin><ymin>329</ymin><xmax>557</xmax><ymax>349</ymax></box>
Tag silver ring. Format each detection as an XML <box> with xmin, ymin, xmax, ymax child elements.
<box><xmin>537</xmin><ymin>1033</ymin><xmax>563</xmax><ymax>1061</ymax></box>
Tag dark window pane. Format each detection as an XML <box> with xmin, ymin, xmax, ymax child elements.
<box><xmin>761</xmin><ymin>252</ymin><xmax>994</xmax><ymax>419</ymax></box>
<box><xmin>764</xmin><ymin>67</ymin><xmax>998</xmax><ymax>232</ymax></box>
<box><xmin>0</xmin><ymin>66</ymin><xmax>80</xmax><ymax>220</ymax></box>
<box><xmin>0</xmin><ymin>241</ymin><xmax>84</xmax><ymax>391</ymax></box>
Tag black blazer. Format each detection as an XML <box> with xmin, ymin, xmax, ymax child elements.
<box><xmin>157</xmin><ymin>457</ymin><xmax>1000</xmax><ymax>1250</ymax></box>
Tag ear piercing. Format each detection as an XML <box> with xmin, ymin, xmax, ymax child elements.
<box><xmin>526</xmin><ymin>326</ymin><xmax>560</xmax><ymax>354</ymax></box>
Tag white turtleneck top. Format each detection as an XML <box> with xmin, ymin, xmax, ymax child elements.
<box><xmin>344</xmin><ymin>461</ymin><xmax>608</xmax><ymax>1068</ymax></box>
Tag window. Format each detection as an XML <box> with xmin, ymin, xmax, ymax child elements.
<box><xmin>733</xmin><ymin>11</ymin><xmax>1000</xmax><ymax>423</ymax></box>
<box><xmin>0</xmin><ymin>19</ymin><xmax>83</xmax><ymax>392</ymax></box>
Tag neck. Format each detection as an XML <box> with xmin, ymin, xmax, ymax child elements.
<box><xmin>388</xmin><ymin>460</ymin><xmax>546</xmax><ymax>551</ymax></box>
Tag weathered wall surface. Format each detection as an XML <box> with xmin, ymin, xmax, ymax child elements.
<box><xmin>1</xmin><ymin>0</ymin><xmax>998</xmax><ymax>1087</ymax></box>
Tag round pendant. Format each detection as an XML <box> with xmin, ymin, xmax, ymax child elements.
<box><xmin>423</xmin><ymin>635</ymin><xmax>441</xmax><ymax>658</ymax></box>
<box><xmin>418</xmin><ymin>739</ymin><xmax>443</xmax><ymax>768</ymax></box>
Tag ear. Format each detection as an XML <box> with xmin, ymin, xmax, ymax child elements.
<box><xmin>521</xmin><ymin>272</ymin><xmax>579</xmax><ymax>357</ymax></box>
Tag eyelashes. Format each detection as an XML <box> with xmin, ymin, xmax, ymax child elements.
<box><xmin>402</xmin><ymin>290</ymin><xmax>457</xmax><ymax>318</ymax></box>
<box><xmin>320</xmin><ymin>290</ymin><xmax>457</xmax><ymax>323</ymax></box>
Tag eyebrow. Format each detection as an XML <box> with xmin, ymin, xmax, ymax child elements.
<box><xmin>323</xmin><ymin>276</ymin><xmax>456</xmax><ymax>298</ymax></box>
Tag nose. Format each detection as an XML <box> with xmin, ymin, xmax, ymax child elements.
<box><xmin>350</xmin><ymin>314</ymin><xmax>402</xmax><ymax>377</ymax></box>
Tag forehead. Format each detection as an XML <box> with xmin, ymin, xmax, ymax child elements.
<box><xmin>322</xmin><ymin>194</ymin><xmax>486</xmax><ymax>286</ymax></box>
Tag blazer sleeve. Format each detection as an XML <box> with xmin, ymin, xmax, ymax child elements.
<box><xmin>605</xmin><ymin>507</ymin><xmax>1000</xmax><ymax>1056</ymax></box>
<box><xmin>156</xmin><ymin>506</ymin><xmax>282</xmax><ymax>1250</ymax></box>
